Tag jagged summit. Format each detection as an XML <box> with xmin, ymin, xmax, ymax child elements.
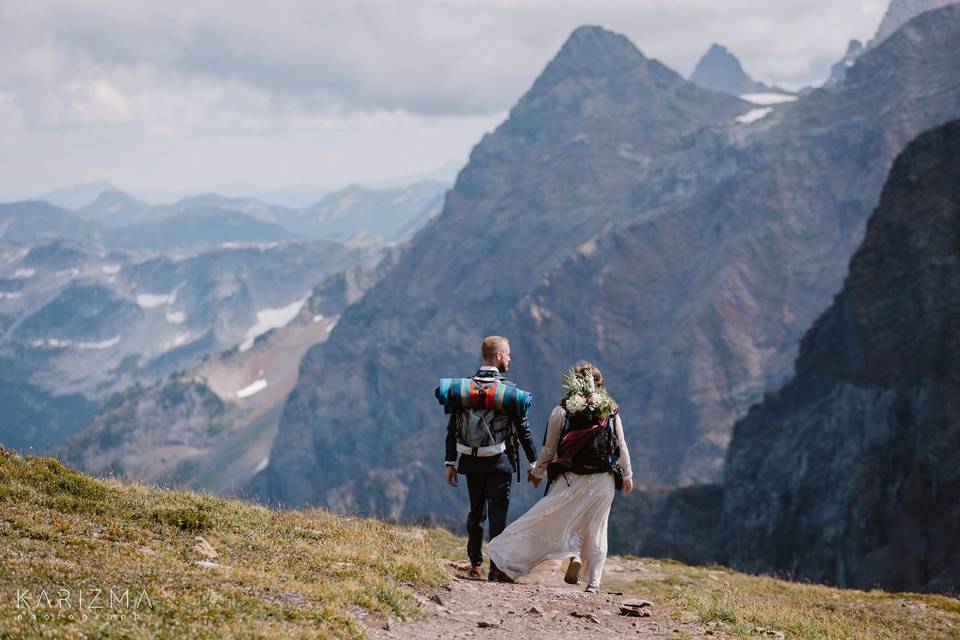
<box><xmin>529</xmin><ymin>25</ymin><xmax>650</xmax><ymax>91</ymax></box>
<box><xmin>557</xmin><ymin>25</ymin><xmax>644</xmax><ymax>62</ymax></box>
<box><xmin>688</xmin><ymin>42</ymin><xmax>788</xmax><ymax>96</ymax></box>
<box><xmin>508</xmin><ymin>26</ymin><xmax>744</xmax><ymax>140</ymax></box>
<box><xmin>690</xmin><ymin>43</ymin><xmax>756</xmax><ymax>94</ymax></box>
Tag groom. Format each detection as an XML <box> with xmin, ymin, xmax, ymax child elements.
<box><xmin>445</xmin><ymin>335</ymin><xmax>539</xmax><ymax>582</ymax></box>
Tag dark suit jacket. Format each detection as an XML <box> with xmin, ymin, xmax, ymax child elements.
<box><xmin>445</xmin><ymin>369</ymin><xmax>538</xmax><ymax>477</ymax></box>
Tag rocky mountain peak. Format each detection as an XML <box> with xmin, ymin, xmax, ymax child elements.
<box><xmin>529</xmin><ymin>25</ymin><xmax>651</xmax><ymax>92</ymax></box>
<box><xmin>688</xmin><ymin>42</ymin><xmax>758</xmax><ymax>94</ymax></box>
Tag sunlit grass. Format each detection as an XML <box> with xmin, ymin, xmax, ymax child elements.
<box><xmin>3</xmin><ymin>446</ymin><xmax>957</xmax><ymax>639</ymax></box>
<box><xmin>0</xmin><ymin>448</ymin><xmax>447</xmax><ymax>639</ymax></box>
<box><xmin>616</xmin><ymin>559</ymin><xmax>960</xmax><ymax>639</ymax></box>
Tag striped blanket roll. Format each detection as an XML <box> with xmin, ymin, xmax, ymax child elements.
<box><xmin>435</xmin><ymin>378</ymin><xmax>533</xmax><ymax>418</ymax></box>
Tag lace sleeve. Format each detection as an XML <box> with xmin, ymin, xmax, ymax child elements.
<box><xmin>615</xmin><ymin>413</ymin><xmax>632</xmax><ymax>480</ymax></box>
<box><xmin>531</xmin><ymin>405</ymin><xmax>564</xmax><ymax>479</ymax></box>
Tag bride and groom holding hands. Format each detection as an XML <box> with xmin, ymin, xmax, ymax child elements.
<box><xmin>441</xmin><ymin>336</ymin><xmax>633</xmax><ymax>594</ymax></box>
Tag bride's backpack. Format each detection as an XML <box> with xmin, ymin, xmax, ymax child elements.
<box><xmin>547</xmin><ymin>412</ymin><xmax>623</xmax><ymax>490</ymax></box>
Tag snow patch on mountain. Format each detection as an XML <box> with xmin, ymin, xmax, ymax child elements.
<box><xmin>238</xmin><ymin>295</ymin><xmax>308</xmax><ymax>352</ymax></box>
<box><xmin>236</xmin><ymin>378</ymin><xmax>268</xmax><ymax>398</ymax></box>
<box><xmin>735</xmin><ymin>108</ymin><xmax>774</xmax><ymax>124</ymax></box>
<box><xmin>740</xmin><ymin>93</ymin><xmax>798</xmax><ymax>105</ymax></box>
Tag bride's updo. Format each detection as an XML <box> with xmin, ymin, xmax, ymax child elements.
<box><xmin>574</xmin><ymin>361</ymin><xmax>603</xmax><ymax>388</ymax></box>
<box><xmin>560</xmin><ymin>361</ymin><xmax>620</xmax><ymax>424</ymax></box>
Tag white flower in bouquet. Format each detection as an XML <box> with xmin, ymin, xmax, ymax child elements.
<box><xmin>565</xmin><ymin>393</ymin><xmax>587</xmax><ymax>414</ymax></box>
<box><xmin>585</xmin><ymin>371</ymin><xmax>596</xmax><ymax>393</ymax></box>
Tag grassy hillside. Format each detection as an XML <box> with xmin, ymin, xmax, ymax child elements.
<box><xmin>0</xmin><ymin>447</ymin><xmax>445</xmax><ymax>639</ymax></box>
<box><xmin>2</xmin><ymin>447</ymin><xmax>958</xmax><ymax>639</ymax></box>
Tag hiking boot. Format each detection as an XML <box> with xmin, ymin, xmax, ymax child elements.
<box><xmin>468</xmin><ymin>565</ymin><xmax>483</xmax><ymax>579</ymax></box>
<box><xmin>488</xmin><ymin>568</ymin><xmax>516</xmax><ymax>583</ymax></box>
<box><xmin>564</xmin><ymin>558</ymin><xmax>582</xmax><ymax>585</ymax></box>
<box><xmin>584</xmin><ymin>583</ymin><xmax>599</xmax><ymax>594</ymax></box>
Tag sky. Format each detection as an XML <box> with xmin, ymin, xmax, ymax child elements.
<box><xmin>0</xmin><ymin>0</ymin><xmax>890</xmax><ymax>204</ymax></box>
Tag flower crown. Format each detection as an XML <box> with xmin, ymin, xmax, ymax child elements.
<box><xmin>560</xmin><ymin>366</ymin><xmax>615</xmax><ymax>419</ymax></box>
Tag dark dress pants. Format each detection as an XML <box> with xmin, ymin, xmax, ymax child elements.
<box><xmin>465</xmin><ymin>472</ymin><xmax>511</xmax><ymax>569</ymax></box>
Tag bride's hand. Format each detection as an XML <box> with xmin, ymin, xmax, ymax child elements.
<box><xmin>622</xmin><ymin>478</ymin><xmax>633</xmax><ymax>495</ymax></box>
<box><xmin>527</xmin><ymin>471</ymin><xmax>541</xmax><ymax>488</ymax></box>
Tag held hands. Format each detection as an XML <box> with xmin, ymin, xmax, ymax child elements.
<box><xmin>622</xmin><ymin>477</ymin><xmax>633</xmax><ymax>495</ymax></box>
<box><xmin>527</xmin><ymin>471</ymin><xmax>542</xmax><ymax>488</ymax></box>
<box><xmin>445</xmin><ymin>466</ymin><xmax>458</xmax><ymax>487</ymax></box>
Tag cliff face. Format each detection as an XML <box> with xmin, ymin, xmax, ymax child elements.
<box><xmin>872</xmin><ymin>0</ymin><xmax>958</xmax><ymax>44</ymax></box>
<box><xmin>723</xmin><ymin>119</ymin><xmax>960</xmax><ymax>593</ymax></box>
<box><xmin>258</xmin><ymin>7</ymin><xmax>960</xmax><ymax>518</ymax></box>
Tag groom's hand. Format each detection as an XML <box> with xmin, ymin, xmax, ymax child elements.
<box><xmin>527</xmin><ymin>471</ymin><xmax>541</xmax><ymax>488</ymax></box>
<box><xmin>445</xmin><ymin>466</ymin><xmax>458</xmax><ymax>487</ymax></box>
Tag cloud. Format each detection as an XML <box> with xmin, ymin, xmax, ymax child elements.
<box><xmin>0</xmin><ymin>1</ymin><xmax>888</xmax><ymax>199</ymax></box>
<box><xmin>1</xmin><ymin>0</ymin><xmax>886</xmax><ymax>124</ymax></box>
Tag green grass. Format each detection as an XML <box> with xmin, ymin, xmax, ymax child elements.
<box><xmin>614</xmin><ymin>559</ymin><xmax>960</xmax><ymax>639</ymax></box>
<box><xmin>3</xmin><ymin>447</ymin><xmax>958</xmax><ymax>639</ymax></box>
<box><xmin>0</xmin><ymin>448</ymin><xmax>447</xmax><ymax>639</ymax></box>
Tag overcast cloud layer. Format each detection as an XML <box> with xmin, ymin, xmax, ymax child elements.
<box><xmin>0</xmin><ymin>0</ymin><xmax>888</xmax><ymax>202</ymax></box>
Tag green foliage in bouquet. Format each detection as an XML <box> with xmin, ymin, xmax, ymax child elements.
<box><xmin>560</xmin><ymin>366</ymin><xmax>615</xmax><ymax>419</ymax></box>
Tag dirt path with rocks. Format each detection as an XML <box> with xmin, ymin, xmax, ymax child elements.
<box><xmin>361</xmin><ymin>557</ymin><xmax>729</xmax><ymax>639</ymax></box>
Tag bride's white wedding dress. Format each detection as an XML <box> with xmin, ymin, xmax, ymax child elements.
<box><xmin>488</xmin><ymin>405</ymin><xmax>632</xmax><ymax>589</ymax></box>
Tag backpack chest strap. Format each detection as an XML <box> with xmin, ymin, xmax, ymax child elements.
<box><xmin>456</xmin><ymin>442</ymin><xmax>507</xmax><ymax>457</ymax></box>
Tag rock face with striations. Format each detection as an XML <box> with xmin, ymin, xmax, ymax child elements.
<box><xmin>723</xmin><ymin>119</ymin><xmax>960</xmax><ymax>594</ymax></box>
<box><xmin>257</xmin><ymin>8</ymin><xmax>960</xmax><ymax>518</ymax></box>
<box><xmin>872</xmin><ymin>0</ymin><xmax>958</xmax><ymax>44</ymax></box>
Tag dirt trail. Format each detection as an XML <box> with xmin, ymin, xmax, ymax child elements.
<box><xmin>362</xmin><ymin>557</ymin><xmax>728</xmax><ymax>639</ymax></box>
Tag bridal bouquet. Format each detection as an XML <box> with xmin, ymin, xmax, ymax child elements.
<box><xmin>560</xmin><ymin>366</ymin><xmax>614</xmax><ymax>419</ymax></box>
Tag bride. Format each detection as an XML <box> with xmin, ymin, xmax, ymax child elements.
<box><xmin>488</xmin><ymin>361</ymin><xmax>633</xmax><ymax>593</ymax></box>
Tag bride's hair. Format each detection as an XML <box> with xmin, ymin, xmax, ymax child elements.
<box><xmin>569</xmin><ymin>360</ymin><xmax>620</xmax><ymax>413</ymax></box>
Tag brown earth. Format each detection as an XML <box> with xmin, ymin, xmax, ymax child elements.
<box><xmin>362</xmin><ymin>557</ymin><xmax>728</xmax><ymax>640</ymax></box>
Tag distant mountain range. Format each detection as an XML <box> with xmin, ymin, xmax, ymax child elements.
<box><xmin>251</xmin><ymin>5</ymin><xmax>960</xmax><ymax>523</ymax></box>
<box><xmin>0</xmin><ymin>177</ymin><xmax>446</xmax><ymax>453</ymax></box>
<box><xmin>40</xmin><ymin>181</ymin><xmax>117</xmax><ymax>210</ymax></box>
<box><xmin>0</xmin><ymin>238</ymin><xmax>383</xmax><ymax>452</ymax></box>
<box><xmin>3</xmin><ymin>180</ymin><xmax>448</xmax><ymax>253</ymax></box>
<box><xmin>56</xmin><ymin>256</ymin><xmax>395</xmax><ymax>494</ymax></box>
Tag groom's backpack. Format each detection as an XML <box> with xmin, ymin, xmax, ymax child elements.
<box><xmin>436</xmin><ymin>373</ymin><xmax>531</xmax><ymax>479</ymax></box>
<box><xmin>453</xmin><ymin>376</ymin><xmax>513</xmax><ymax>456</ymax></box>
